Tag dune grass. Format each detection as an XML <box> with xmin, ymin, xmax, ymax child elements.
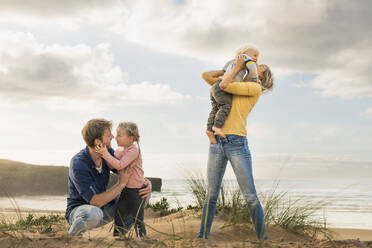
<box><xmin>186</xmin><ymin>176</ymin><xmax>331</xmax><ymax>239</ymax></box>
<box><xmin>0</xmin><ymin>213</ymin><xmax>65</xmax><ymax>233</ymax></box>
<box><xmin>0</xmin><ymin>174</ymin><xmax>334</xmax><ymax>247</ymax></box>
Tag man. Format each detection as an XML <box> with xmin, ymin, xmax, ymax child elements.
<box><xmin>66</xmin><ymin>118</ymin><xmax>151</xmax><ymax>236</ymax></box>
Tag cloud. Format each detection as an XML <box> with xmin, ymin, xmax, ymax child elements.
<box><xmin>0</xmin><ymin>0</ymin><xmax>119</xmax><ymax>16</ymax></box>
<box><xmin>366</xmin><ymin>108</ymin><xmax>372</xmax><ymax>117</ymax></box>
<box><xmin>110</xmin><ymin>0</ymin><xmax>372</xmax><ymax>99</ymax></box>
<box><xmin>0</xmin><ymin>32</ymin><xmax>189</xmax><ymax>106</ymax></box>
<box><xmin>1</xmin><ymin>1</ymin><xmax>372</xmax><ymax>99</ymax></box>
<box><xmin>0</xmin><ymin>0</ymin><xmax>124</xmax><ymax>30</ymax></box>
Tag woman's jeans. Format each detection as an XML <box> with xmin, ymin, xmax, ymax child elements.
<box><xmin>67</xmin><ymin>196</ymin><xmax>119</xmax><ymax>236</ymax></box>
<box><xmin>198</xmin><ymin>135</ymin><xmax>268</xmax><ymax>241</ymax></box>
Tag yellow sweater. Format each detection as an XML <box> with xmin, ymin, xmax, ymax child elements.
<box><xmin>202</xmin><ymin>73</ymin><xmax>262</xmax><ymax>137</ymax></box>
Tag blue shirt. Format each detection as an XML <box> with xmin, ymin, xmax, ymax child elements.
<box><xmin>65</xmin><ymin>146</ymin><xmax>117</xmax><ymax>220</ymax></box>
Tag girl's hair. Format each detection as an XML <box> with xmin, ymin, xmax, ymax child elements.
<box><xmin>235</xmin><ymin>44</ymin><xmax>259</xmax><ymax>56</ymax></box>
<box><xmin>260</xmin><ymin>64</ymin><xmax>274</xmax><ymax>94</ymax></box>
<box><xmin>118</xmin><ymin>122</ymin><xmax>141</xmax><ymax>157</ymax></box>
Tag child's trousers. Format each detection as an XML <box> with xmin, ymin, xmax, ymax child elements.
<box><xmin>207</xmin><ymin>80</ymin><xmax>232</xmax><ymax>132</ymax></box>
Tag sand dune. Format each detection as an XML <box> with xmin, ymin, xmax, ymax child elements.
<box><xmin>1</xmin><ymin>209</ymin><xmax>372</xmax><ymax>247</ymax></box>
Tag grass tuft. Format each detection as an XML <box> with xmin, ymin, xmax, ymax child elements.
<box><xmin>146</xmin><ymin>197</ymin><xmax>183</xmax><ymax>216</ymax></box>
<box><xmin>186</xmin><ymin>176</ymin><xmax>330</xmax><ymax>238</ymax></box>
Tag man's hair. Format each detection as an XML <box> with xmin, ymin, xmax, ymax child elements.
<box><xmin>235</xmin><ymin>44</ymin><xmax>259</xmax><ymax>56</ymax></box>
<box><xmin>260</xmin><ymin>64</ymin><xmax>274</xmax><ymax>93</ymax></box>
<box><xmin>81</xmin><ymin>119</ymin><xmax>112</xmax><ymax>147</ymax></box>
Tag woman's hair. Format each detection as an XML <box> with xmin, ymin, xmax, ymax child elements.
<box><xmin>82</xmin><ymin>118</ymin><xmax>112</xmax><ymax>147</ymax></box>
<box><xmin>118</xmin><ymin>122</ymin><xmax>141</xmax><ymax>158</ymax></box>
<box><xmin>235</xmin><ymin>44</ymin><xmax>259</xmax><ymax>56</ymax></box>
<box><xmin>260</xmin><ymin>64</ymin><xmax>274</xmax><ymax>93</ymax></box>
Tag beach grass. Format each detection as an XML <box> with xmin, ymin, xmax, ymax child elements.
<box><xmin>186</xmin><ymin>176</ymin><xmax>331</xmax><ymax>239</ymax></box>
<box><xmin>0</xmin><ymin>213</ymin><xmax>65</xmax><ymax>233</ymax></box>
<box><xmin>0</xmin><ymin>176</ymin><xmax>338</xmax><ymax>247</ymax></box>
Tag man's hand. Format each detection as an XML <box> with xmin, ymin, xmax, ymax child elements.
<box><xmin>139</xmin><ymin>178</ymin><xmax>152</xmax><ymax>198</ymax></box>
<box><xmin>95</xmin><ymin>144</ymin><xmax>108</xmax><ymax>155</ymax></box>
<box><xmin>118</xmin><ymin>169</ymin><xmax>132</xmax><ymax>188</ymax></box>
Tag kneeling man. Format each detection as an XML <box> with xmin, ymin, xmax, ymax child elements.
<box><xmin>65</xmin><ymin>118</ymin><xmax>151</xmax><ymax>236</ymax></box>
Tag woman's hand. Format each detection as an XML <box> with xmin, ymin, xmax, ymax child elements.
<box><xmin>219</xmin><ymin>55</ymin><xmax>246</xmax><ymax>90</ymax></box>
<box><xmin>95</xmin><ymin>144</ymin><xmax>107</xmax><ymax>155</ymax></box>
<box><xmin>235</xmin><ymin>54</ymin><xmax>246</xmax><ymax>70</ymax></box>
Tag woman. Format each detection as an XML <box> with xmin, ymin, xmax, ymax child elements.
<box><xmin>198</xmin><ymin>54</ymin><xmax>273</xmax><ymax>241</ymax></box>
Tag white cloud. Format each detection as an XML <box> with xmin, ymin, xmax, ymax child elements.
<box><xmin>0</xmin><ymin>0</ymin><xmax>123</xmax><ymax>30</ymax></box>
<box><xmin>0</xmin><ymin>32</ymin><xmax>189</xmax><ymax>106</ymax></box>
<box><xmin>1</xmin><ymin>1</ymin><xmax>371</xmax><ymax>99</ymax></box>
<box><xmin>110</xmin><ymin>0</ymin><xmax>372</xmax><ymax>99</ymax></box>
<box><xmin>366</xmin><ymin>107</ymin><xmax>372</xmax><ymax>116</ymax></box>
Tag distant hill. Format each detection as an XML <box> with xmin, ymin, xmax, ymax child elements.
<box><xmin>0</xmin><ymin>159</ymin><xmax>69</xmax><ymax>196</ymax></box>
<box><xmin>0</xmin><ymin>159</ymin><xmax>161</xmax><ymax>197</ymax></box>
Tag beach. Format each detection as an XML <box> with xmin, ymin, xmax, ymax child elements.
<box><xmin>1</xmin><ymin>178</ymin><xmax>372</xmax><ymax>247</ymax></box>
<box><xmin>1</xmin><ymin>209</ymin><xmax>372</xmax><ymax>248</ymax></box>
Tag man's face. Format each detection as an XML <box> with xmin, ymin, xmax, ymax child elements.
<box><xmin>101</xmin><ymin>128</ymin><xmax>114</xmax><ymax>148</ymax></box>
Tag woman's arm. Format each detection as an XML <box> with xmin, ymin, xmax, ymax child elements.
<box><xmin>219</xmin><ymin>55</ymin><xmax>262</xmax><ymax>97</ymax></box>
<box><xmin>219</xmin><ymin>55</ymin><xmax>245</xmax><ymax>90</ymax></box>
<box><xmin>223</xmin><ymin>82</ymin><xmax>262</xmax><ymax>96</ymax></box>
<box><xmin>201</xmin><ymin>70</ymin><xmax>225</xmax><ymax>86</ymax></box>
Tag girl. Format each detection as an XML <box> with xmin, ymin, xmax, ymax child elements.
<box><xmin>96</xmin><ymin>122</ymin><xmax>146</xmax><ymax>237</ymax></box>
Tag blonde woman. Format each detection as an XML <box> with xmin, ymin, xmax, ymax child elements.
<box><xmin>198</xmin><ymin>52</ymin><xmax>273</xmax><ymax>241</ymax></box>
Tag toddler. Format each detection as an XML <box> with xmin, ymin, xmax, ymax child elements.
<box><xmin>206</xmin><ymin>45</ymin><xmax>260</xmax><ymax>142</ymax></box>
<box><xmin>96</xmin><ymin>122</ymin><xmax>146</xmax><ymax>238</ymax></box>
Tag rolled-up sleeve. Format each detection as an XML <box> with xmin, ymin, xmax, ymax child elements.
<box><xmin>70</xmin><ymin>166</ymin><xmax>98</xmax><ymax>203</ymax></box>
<box><xmin>202</xmin><ymin>72</ymin><xmax>219</xmax><ymax>86</ymax></box>
<box><xmin>223</xmin><ymin>82</ymin><xmax>262</xmax><ymax>97</ymax></box>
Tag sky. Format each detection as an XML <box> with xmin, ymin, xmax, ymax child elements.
<box><xmin>0</xmin><ymin>0</ymin><xmax>372</xmax><ymax>179</ymax></box>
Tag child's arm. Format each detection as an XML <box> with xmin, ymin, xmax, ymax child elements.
<box><xmin>245</xmin><ymin>61</ymin><xmax>258</xmax><ymax>82</ymax></box>
<box><xmin>96</xmin><ymin>145</ymin><xmax>139</xmax><ymax>170</ymax></box>
<box><xmin>202</xmin><ymin>70</ymin><xmax>225</xmax><ymax>86</ymax></box>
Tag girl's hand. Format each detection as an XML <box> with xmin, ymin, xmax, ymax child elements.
<box><xmin>95</xmin><ymin>144</ymin><xmax>107</xmax><ymax>155</ymax></box>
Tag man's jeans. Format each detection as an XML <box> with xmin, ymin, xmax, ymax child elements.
<box><xmin>67</xmin><ymin>197</ymin><xmax>119</xmax><ymax>236</ymax></box>
<box><xmin>198</xmin><ymin>135</ymin><xmax>268</xmax><ymax>241</ymax></box>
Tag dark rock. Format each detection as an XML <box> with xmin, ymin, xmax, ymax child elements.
<box><xmin>108</xmin><ymin>173</ymin><xmax>162</xmax><ymax>192</ymax></box>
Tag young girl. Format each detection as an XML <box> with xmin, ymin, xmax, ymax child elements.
<box><xmin>95</xmin><ymin>122</ymin><xmax>146</xmax><ymax>237</ymax></box>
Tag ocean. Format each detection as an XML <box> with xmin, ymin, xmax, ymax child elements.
<box><xmin>0</xmin><ymin>179</ymin><xmax>371</xmax><ymax>230</ymax></box>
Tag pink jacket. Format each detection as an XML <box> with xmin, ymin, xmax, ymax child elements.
<box><xmin>102</xmin><ymin>144</ymin><xmax>144</xmax><ymax>188</ymax></box>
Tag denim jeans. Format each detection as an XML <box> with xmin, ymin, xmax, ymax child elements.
<box><xmin>67</xmin><ymin>196</ymin><xmax>119</xmax><ymax>236</ymax></box>
<box><xmin>198</xmin><ymin>135</ymin><xmax>268</xmax><ymax>241</ymax></box>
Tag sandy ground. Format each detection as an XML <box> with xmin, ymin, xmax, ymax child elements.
<box><xmin>1</xmin><ymin>209</ymin><xmax>372</xmax><ymax>248</ymax></box>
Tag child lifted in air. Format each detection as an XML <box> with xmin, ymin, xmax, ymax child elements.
<box><xmin>205</xmin><ymin>45</ymin><xmax>270</xmax><ymax>144</ymax></box>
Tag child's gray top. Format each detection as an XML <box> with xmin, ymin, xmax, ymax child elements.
<box><xmin>222</xmin><ymin>55</ymin><xmax>258</xmax><ymax>82</ymax></box>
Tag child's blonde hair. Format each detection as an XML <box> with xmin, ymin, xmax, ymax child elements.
<box><xmin>118</xmin><ymin>122</ymin><xmax>141</xmax><ymax>156</ymax></box>
<box><xmin>260</xmin><ymin>64</ymin><xmax>274</xmax><ymax>93</ymax></box>
<box><xmin>235</xmin><ymin>44</ymin><xmax>259</xmax><ymax>56</ymax></box>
